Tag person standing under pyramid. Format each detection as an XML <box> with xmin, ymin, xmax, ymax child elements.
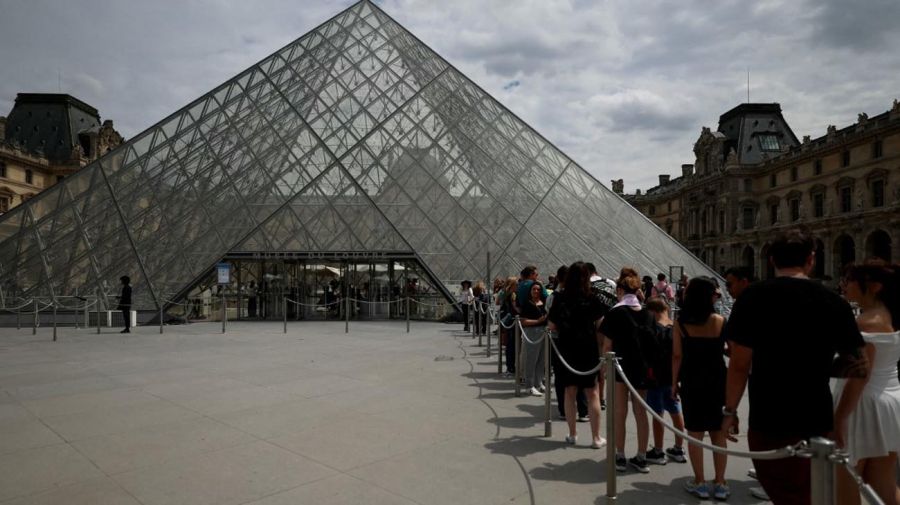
<box><xmin>117</xmin><ymin>276</ymin><xmax>132</xmax><ymax>334</ymax></box>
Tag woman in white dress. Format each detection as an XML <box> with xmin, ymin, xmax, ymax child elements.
<box><xmin>834</xmin><ymin>261</ymin><xmax>900</xmax><ymax>505</ymax></box>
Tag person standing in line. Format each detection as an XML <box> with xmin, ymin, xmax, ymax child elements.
<box><xmin>652</xmin><ymin>273</ymin><xmax>676</xmax><ymax>302</ymax></box>
<box><xmin>671</xmin><ymin>277</ymin><xmax>729</xmax><ymax>500</ymax></box>
<box><xmin>500</xmin><ymin>276</ymin><xmax>519</xmax><ymax>377</ymax></box>
<box><xmin>587</xmin><ymin>262</ymin><xmax>616</xmax><ymax>409</ymax></box>
<box><xmin>643</xmin><ymin>296</ymin><xmax>687</xmax><ymax>466</ymax></box>
<box><xmin>548</xmin><ymin>262</ymin><xmax>606</xmax><ymax>448</ymax></box>
<box><xmin>459</xmin><ymin>280</ymin><xmax>473</xmax><ymax>332</ymax></box>
<box><xmin>547</xmin><ymin>265</ymin><xmax>589</xmax><ymax>422</ymax></box>
<box><xmin>600</xmin><ymin>267</ymin><xmax>654</xmax><ymax>474</ymax></box>
<box><xmin>722</xmin><ymin>230</ymin><xmax>867</xmax><ymax>505</ymax></box>
<box><xmin>520</xmin><ymin>281</ymin><xmax>548</xmax><ymax>396</ymax></box>
<box><xmin>473</xmin><ymin>281</ymin><xmax>489</xmax><ymax>335</ymax></box>
<box><xmin>724</xmin><ymin>266</ymin><xmax>754</xmax><ymax>300</ymax></box>
<box><xmin>834</xmin><ymin>262</ymin><xmax>900</xmax><ymax>505</ymax></box>
<box><xmin>118</xmin><ymin>275</ymin><xmax>132</xmax><ymax>334</ymax></box>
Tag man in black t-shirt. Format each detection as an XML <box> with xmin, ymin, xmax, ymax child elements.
<box><xmin>721</xmin><ymin>230</ymin><xmax>866</xmax><ymax>505</ymax></box>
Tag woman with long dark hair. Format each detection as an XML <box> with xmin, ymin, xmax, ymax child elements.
<box><xmin>520</xmin><ymin>281</ymin><xmax>548</xmax><ymax>396</ymax></box>
<box><xmin>672</xmin><ymin>276</ymin><xmax>729</xmax><ymax>500</ymax></box>
<box><xmin>834</xmin><ymin>261</ymin><xmax>900</xmax><ymax>505</ymax></box>
<box><xmin>548</xmin><ymin>261</ymin><xmax>606</xmax><ymax>448</ymax></box>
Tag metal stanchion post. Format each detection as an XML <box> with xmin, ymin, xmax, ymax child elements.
<box><xmin>478</xmin><ymin>303</ymin><xmax>483</xmax><ymax>347</ymax></box>
<box><xmin>52</xmin><ymin>302</ymin><xmax>57</xmax><ymax>342</ymax></box>
<box><xmin>16</xmin><ymin>306</ymin><xmax>20</xmax><ymax>330</ymax></box>
<box><xmin>159</xmin><ymin>304</ymin><xmax>164</xmax><ymax>334</ymax></box>
<box><xmin>497</xmin><ymin>321</ymin><xmax>503</xmax><ymax>374</ymax></box>
<box><xmin>74</xmin><ymin>291</ymin><xmax>80</xmax><ymax>330</ymax></box>
<box><xmin>514</xmin><ymin>316</ymin><xmax>522</xmax><ymax>397</ymax></box>
<box><xmin>221</xmin><ymin>291</ymin><xmax>226</xmax><ymax>334</ymax></box>
<box><xmin>486</xmin><ymin>306</ymin><xmax>492</xmax><ymax>358</ymax></box>
<box><xmin>33</xmin><ymin>298</ymin><xmax>38</xmax><ymax>335</ymax></box>
<box><xmin>810</xmin><ymin>437</ymin><xmax>837</xmax><ymax>505</ymax></box>
<box><xmin>406</xmin><ymin>296</ymin><xmax>410</xmax><ymax>333</ymax></box>
<box><xmin>543</xmin><ymin>330</ymin><xmax>552</xmax><ymax>437</ymax></box>
<box><xmin>605</xmin><ymin>352</ymin><xmax>617</xmax><ymax>502</ymax></box>
<box><xmin>95</xmin><ymin>291</ymin><xmax>101</xmax><ymax>334</ymax></box>
<box><xmin>283</xmin><ymin>297</ymin><xmax>287</xmax><ymax>334</ymax></box>
<box><xmin>345</xmin><ymin>293</ymin><xmax>349</xmax><ymax>334</ymax></box>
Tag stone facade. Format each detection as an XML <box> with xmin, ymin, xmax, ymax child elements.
<box><xmin>0</xmin><ymin>94</ymin><xmax>123</xmax><ymax>215</ymax></box>
<box><xmin>625</xmin><ymin>100</ymin><xmax>900</xmax><ymax>281</ymax></box>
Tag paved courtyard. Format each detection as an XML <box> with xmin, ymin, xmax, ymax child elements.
<box><xmin>0</xmin><ymin>321</ymin><xmax>768</xmax><ymax>504</ymax></box>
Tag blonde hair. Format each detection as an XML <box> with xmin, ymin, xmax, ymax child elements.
<box><xmin>473</xmin><ymin>281</ymin><xmax>486</xmax><ymax>297</ymax></box>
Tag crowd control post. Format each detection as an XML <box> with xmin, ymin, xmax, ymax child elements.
<box><xmin>543</xmin><ymin>329</ymin><xmax>552</xmax><ymax>437</ymax></box>
<box><xmin>406</xmin><ymin>296</ymin><xmax>410</xmax><ymax>333</ymax></box>
<box><xmin>221</xmin><ymin>291</ymin><xmax>226</xmax><ymax>334</ymax></box>
<box><xmin>32</xmin><ymin>298</ymin><xmax>38</xmax><ymax>335</ymax></box>
<box><xmin>52</xmin><ymin>302</ymin><xmax>57</xmax><ymax>342</ymax></box>
<box><xmin>810</xmin><ymin>437</ymin><xmax>837</xmax><ymax>505</ymax></box>
<box><xmin>605</xmin><ymin>352</ymin><xmax>617</xmax><ymax>502</ymax></box>
<box><xmin>514</xmin><ymin>316</ymin><xmax>522</xmax><ymax>397</ymax></box>
<box><xmin>283</xmin><ymin>298</ymin><xmax>288</xmax><ymax>334</ymax></box>
<box><xmin>497</xmin><ymin>320</ymin><xmax>503</xmax><ymax>374</ymax></box>
<box><xmin>16</xmin><ymin>304</ymin><xmax>20</xmax><ymax>330</ymax></box>
<box><xmin>345</xmin><ymin>294</ymin><xmax>350</xmax><ymax>334</ymax></box>
<box><xmin>485</xmin><ymin>305</ymin><xmax>492</xmax><ymax>358</ymax></box>
<box><xmin>159</xmin><ymin>304</ymin><xmax>164</xmax><ymax>334</ymax></box>
<box><xmin>478</xmin><ymin>303</ymin><xmax>483</xmax><ymax>347</ymax></box>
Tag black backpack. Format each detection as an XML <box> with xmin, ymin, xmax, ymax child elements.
<box><xmin>621</xmin><ymin>309</ymin><xmax>665</xmax><ymax>389</ymax></box>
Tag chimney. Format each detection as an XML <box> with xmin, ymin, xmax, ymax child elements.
<box><xmin>611</xmin><ymin>179</ymin><xmax>624</xmax><ymax>195</ymax></box>
<box><xmin>658</xmin><ymin>174</ymin><xmax>670</xmax><ymax>186</ymax></box>
<box><xmin>682</xmin><ymin>164</ymin><xmax>694</xmax><ymax>177</ymax></box>
<box><xmin>636</xmin><ymin>189</ymin><xmax>642</xmax><ymax>196</ymax></box>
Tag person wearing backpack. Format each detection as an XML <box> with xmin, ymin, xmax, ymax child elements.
<box><xmin>652</xmin><ymin>273</ymin><xmax>676</xmax><ymax>302</ymax></box>
<box><xmin>600</xmin><ymin>268</ymin><xmax>655</xmax><ymax>474</ymax></box>
<box><xmin>644</xmin><ymin>296</ymin><xmax>687</xmax><ymax>466</ymax></box>
<box><xmin>672</xmin><ymin>276</ymin><xmax>729</xmax><ymax>500</ymax></box>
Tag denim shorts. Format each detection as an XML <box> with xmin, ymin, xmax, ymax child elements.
<box><xmin>646</xmin><ymin>385</ymin><xmax>681</xmax><ymax>414</ymax></box>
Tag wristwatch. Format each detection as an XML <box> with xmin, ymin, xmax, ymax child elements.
<box><xmin>721</xmin><ymin>407</ymin><xmax>737</xmax><ymax>417</ymax></box>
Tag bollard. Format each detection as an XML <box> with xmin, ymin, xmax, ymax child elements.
<box><xmin>345</xmin><ymin>293</ymin><xmax>349</xmax><ymax>334</ymax></box>
<box><xmin>95</xmin><ymin>290</ymin><xmax>101</xmax><ymax>334</ymax></box>
<box><xmin>283</xmin><ymin>297</ymin><xmax>287</xmax><ymax>334</ymax></box>
<box><xmin>605</xmin><ymin>352</ymin><xmax>617</xmax><ymax>502</ymax></box>
<box><xmin>221</xmin><ymin>291</ymin><xmax>226</xmax><ymax>334</ymax></box>
<box><xmin>159</xmin><ymin>304</ymin><xmax>164</xmax><ymax>334</ymax></box>
<box><xmin>810</xmin><ymin>437</ymin><xmax>837</xmax><ymax>505</ymax></box>
<box><xmin>514</xmin><ymin>316</ymin><xmax>522</xmax><ymax>397</ymax></box>
<box><xmin>33</xmin><ymin>299</ymin><xmax>38</xmax><ymax>335</ymax></box>
<box><xmin>16</xmin><ymin>306</ymin><xmax>20</xmax><ymax>330</ymax></box>
<box><xmin>497</xmin><ymin>320</ymin><xmax>503</xmax><ymax>374</ymax></box>
<box><xmin>478</xmin><ymin>304</ymin><xmax>483</xmax><ymax>347</ymax></box>
<box><xmin>544</xmin><ymin>329</ymin><xmax>552</xmax><ymax>437</ymax></box>
<box><xmin>486</xmin><ymin>306</ymin><xmax>492</xmax><ymax>358</ymax></box>
<box><xmin>52</xmin><ymin>302</ymin><xmax>57</xmax><ymax>342</ymax></box>
<box><xmin>406</xmin><ymin>296</ymin><xmax>410</xmax><ymax>333</ymax></box>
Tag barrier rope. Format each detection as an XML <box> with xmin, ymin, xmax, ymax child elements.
<box><xmin>51</xmin><ymin>299</ymin><xmax>98</xmax><ymax>311</ymax></box>
<box><xmin>284</xmin><ymin>298</ymin><xmax>342</xmax><ymax>308</ymax></box>
<box><xmin>409</xmin><ymin>298</ymin><xmax>454</xmax><ymax>309</ymax></box>
<box><xmin>346</xmin><ymin>298</ymin><xmax>404</xmax><ymax>305</ymax></box>
<box><xmin>611</xmin><ymin>360</ymin><xmax>808</xmax><ymax>460</ymax></box>
<box><xmin>517</xmin><ymin>320</ymin><xmax>547</xmax><ymax>345</ymax></box>
<box><xmin>548</xmin><ymin>337</ymin><xmax>604</xmax><ymax>376</ymax></box>
<box><xmin>0</xmin><ymin>299</ymin><xmax>36</xmax><ymax>312</ymax></box>
<box><xmin>830</xmin><ymin>453</ymin><xmax>887</xmax><ymax>505</ymax></box>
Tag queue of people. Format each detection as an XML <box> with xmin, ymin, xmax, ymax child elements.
<box><xmin>481</xmin><ymin>229</ymin><xmax>899</xmax><ymax>505</ymax></box>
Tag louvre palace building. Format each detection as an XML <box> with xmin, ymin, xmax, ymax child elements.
<box><xmin>0</xmin><ymin>0</ymin><xmax>719</xmax><ymax>321</ymax></box>
<box><xmin>624</xmin><ymin>101</ymin><xmax>900</xmax><ymax>283</ymax></box>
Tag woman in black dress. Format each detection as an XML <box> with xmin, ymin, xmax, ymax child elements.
<box><xmin>672</xmin><ymin>276</ymin><xmax>729</xmax><ymax>500</ymax></box>
<box><xmin>548</xmin><ymin>262</ymin><xmax>606</xmax><ymax>448</ymax></box>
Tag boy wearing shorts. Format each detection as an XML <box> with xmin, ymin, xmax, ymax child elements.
<box><xmin>644</xmin><ymin>297</ymin><xmax>687</xmax><ymax>464</ymax></box>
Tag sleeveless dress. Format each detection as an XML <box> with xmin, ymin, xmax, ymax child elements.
<box><xmin>678</xmin><ymin>322</ymin><xmax>727</xmax><ymax>432</ymax></box>
<box><xmin>833</xmin><ymin>331</ymin><xmax>900</xmax><ymax>465</ymax></box>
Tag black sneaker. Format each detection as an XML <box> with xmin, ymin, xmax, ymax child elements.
<box><xmin>645</xmin><ymin>448</ymin><xmax>667</xmax><ymax>465</ymax></box>
<box><xmin>600</xmin><ymin>399</ymin><xmax>607</xmax><ymax>410</ymax></box>
<box><xmin>615</xmin><ymin>454</ymin><xmax>627</xmax><ymax>472</ymax></box>
<box><xmin>629</xmin><ymin>455</ymin><xmax>650</xmax><ymax>473</ymax></box>
<box><xmin>666</xmin><ymin>446</ymin><xmax>687</xmax><ymax>463</ymax></box>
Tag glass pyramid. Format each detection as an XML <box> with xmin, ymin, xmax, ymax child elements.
<box><xmin>0</xmin><ymin>0</ymin><xmax>718</xmax><ymax>310</ymax></box>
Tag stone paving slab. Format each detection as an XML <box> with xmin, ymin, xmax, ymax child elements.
<box><xmin>0</xmin><ymin>322</ymin><xmax>768</xmax><ymax>504</ymax></box>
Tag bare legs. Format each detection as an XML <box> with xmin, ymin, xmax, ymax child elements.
<box><xmin>613</xmin><ymin>382</ymin><xmax>649</xmax><ymax>456</ymax></box>
<box><xmin>652</xmin><ymin>411</ymin><xmax>685</xmax><ymax>450</ymax></box>
<box><xmin>686</xmin><ymin>430</ymin><xmax>728</xmax><ymax>484</ymax></box>
<box><xmin>565</xmin><ymin>383</ymin><xmax>603</xmax><ymax>443</ymax></box>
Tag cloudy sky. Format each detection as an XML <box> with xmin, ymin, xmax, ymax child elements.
<box><xmin>1</xmin><ymin>0</ymin><xmax>898</xmax><ymax>191</ymax></box>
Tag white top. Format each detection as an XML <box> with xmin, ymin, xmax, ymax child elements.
<box><xmin>458</xmin><ymin>287</ymin><xmax>473</xmax><ymax>305</ymax></box>
<box><xmin>834</xmin><ymin>330</ymin><xmax>900</xmax><ymax>464</ymax></box>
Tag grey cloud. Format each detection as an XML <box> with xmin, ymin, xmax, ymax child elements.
<box><xmin>810</xmin><ymin>0</ymin><xmax>900</xmax><ymax>51</ymax></box>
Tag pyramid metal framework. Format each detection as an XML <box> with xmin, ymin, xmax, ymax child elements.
<box><xmin>0</xmin><ymin>0</ymin><xmax>718</xmax><ymax>310</ymax></box>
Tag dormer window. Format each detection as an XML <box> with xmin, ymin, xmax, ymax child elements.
<box><xmin>758</xmin><ymin>134</ymin><xmax>780</xmax><ymax>151</ymax></box>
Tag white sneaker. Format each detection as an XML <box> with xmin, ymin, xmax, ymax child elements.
<box><xmin>529</xmin><ymin>387</ymin><xmax>543</xmax><ymax>397</ymax></box>
<box><xmin>565</xmin><ymin>434</ymin><xmax>577</xmax><ymax>445</ymax></box>
<box><xmin>591</xmin><ymin>437</ymin><xmax>607</xmax><ymax>449</ymax></box>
